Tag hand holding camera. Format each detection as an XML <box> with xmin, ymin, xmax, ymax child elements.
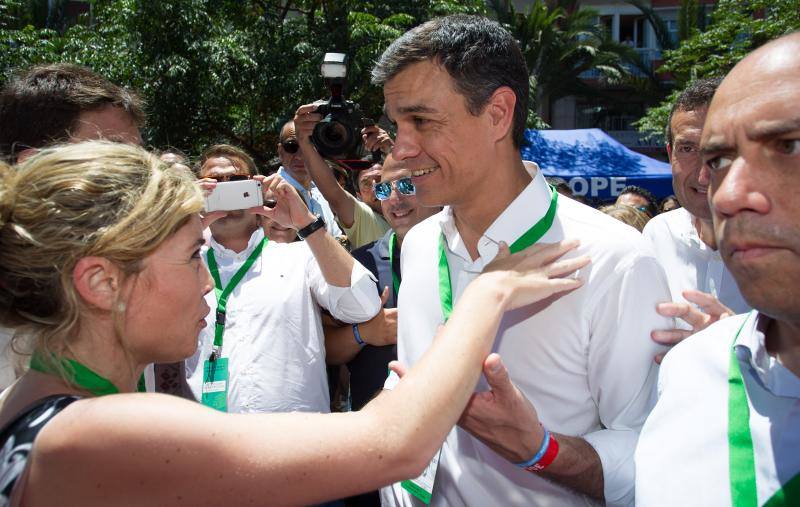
<box><xmin>248</xmin><ymin>174</ymin><xmax>317</xmax><ymax>231</ymax></box>
<box><xmin>362</xmin><ymin>125</ymin><xmax>394</xmax><ymax>154</ymax></box>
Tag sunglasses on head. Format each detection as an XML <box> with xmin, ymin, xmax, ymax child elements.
<box><xmin>208</xmin><ymin>174</ymin><xmax>251</xmax><ymax>182</ymax></box>
<box><xmin>373</xmin><ymin>177</ymin><xmax>415</xmax><ymax>201</ymax></box>
<box><xmin>281</xmin><ymin>140</ymin><xmax>300</xmax><ymax>154</ymax></box>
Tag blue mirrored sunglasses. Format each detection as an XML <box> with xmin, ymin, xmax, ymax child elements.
<box><xmin>373</xmin><ymin>177</ymin><xmax>416</xmax><ymax>201</ymax></box>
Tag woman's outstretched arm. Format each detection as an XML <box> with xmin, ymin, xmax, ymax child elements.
<box><xmin>25</xmin><ymin>240</ymin><xmax>588</xmax><ymax>507</ymax></box>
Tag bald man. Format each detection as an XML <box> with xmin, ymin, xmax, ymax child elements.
<box><xmin>276</xmin><ymin>121</ymin><xmax>342</xmax><ymax>237</ymax></box>
<box><xmin>635</xmin><ymin>33</ymin><xmax>800</xmax><ymax>506</ymax></box>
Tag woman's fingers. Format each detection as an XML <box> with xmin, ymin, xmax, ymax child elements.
<box><xmin>544</xmin><ymin>255</ymin><xmax>591</xmax><ymax>278</ymax></box>
<box><xmin>524</xmin><ymin>238</ymin><xmax>581</xmax><ymax>266</ymax></box>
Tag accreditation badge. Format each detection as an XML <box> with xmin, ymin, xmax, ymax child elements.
<box><xmin>201</xmin><ymin>357</ymin><xmax>229</xmax><ymax>412</ymax></box>
<box><xmin>401</xmin><ymin>447</ymin><xmax>442</xmax><ymax>505</ymax></box>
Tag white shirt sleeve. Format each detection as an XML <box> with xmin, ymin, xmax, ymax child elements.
<box><xmin>307</xmin><ymin>254</ymin><xmax>380</xmax><ymax>323</ymax></box>
<box><xmin>583</xmin><ymin>253</ymin><xmax>673</xmax><ymax>507</ymax></box>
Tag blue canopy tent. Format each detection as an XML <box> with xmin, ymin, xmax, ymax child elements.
<box><xmin>520</xmin><ymin>129</ymin><xmax>673</xmax><ymax>201</ymax></box>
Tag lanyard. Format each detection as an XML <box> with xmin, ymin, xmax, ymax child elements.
<box><xmin>728</xmin><ymin>311</ymin><xmax>799</xmax><ymax>506</ymax></box>
<box><xmin>29</xmin><ymin>351</ymin><xmax>146</xmax><ymax>395</ymax></box>
<box><xmin>388</xmin><ymin>232</ymin><xmax>401</xmax><ymax>299</ymax></box>
<box><xmin>437</xmin><ymin>185</ymin><xmax>558</xmax><ymax>322</ymax></box>
<box><xmin>206</xmin><ymin>237</ymin><xmax>268</xmax><ymax>360</ymax></box>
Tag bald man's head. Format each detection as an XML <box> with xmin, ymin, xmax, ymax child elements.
<box><xmin>702</xmin><ymin>31</ymin><xmax>800</xmax><ymax>321</ymax></box>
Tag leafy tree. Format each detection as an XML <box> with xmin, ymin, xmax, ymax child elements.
<box><xmin>0</xmin><ymin>0</ymin><xmax>484</xmax><ymax>166</ymax></box>
<box><xmin>636</xmin><ymin>0</ymin><xmax>800</xmax><ymax>139</ymax></box>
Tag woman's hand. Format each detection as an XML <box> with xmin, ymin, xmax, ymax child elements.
<box><xmin>478</xmin><ymin>239</ymin><xmax>590</xmax><ymax>312</ymax></box>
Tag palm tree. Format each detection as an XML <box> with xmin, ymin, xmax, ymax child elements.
<box><xmin>489</xmin><ymin>0</ymin><xmax>638</xmax><ymax>125</ymax></box>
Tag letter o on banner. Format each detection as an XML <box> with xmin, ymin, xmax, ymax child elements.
<box><xmin>570</xmin><ymin>177</ymin><xmax>588</xmax><ymax>196</ymax></box>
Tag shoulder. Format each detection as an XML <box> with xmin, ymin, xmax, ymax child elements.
<box><xmin>557</xmin><ymin>197</ymin><xmax>657</xmax><ymax>268</ymax></box>
<box><xmin>660</xmin><ymin>313</ymin><xmax>750</xmax><ymax>377</ymax></box>
<box><xmin>352</xmin><ymin>240</ymin><xmax>379</xmax><ymax>258</ymax></box>
<box><xmin>351</xmin><ymin>240</ymin><xmax>380</xmax><ymax>274</ymax></box>
<box><xmin>642</xmin><ymin>208</ymin><xmax>688</xmax><ymax>242</ymax></box>
<box><xmin>401</xmin><ymin>211</ymin><xmax>446</xmax><ymax>253</ymax></box>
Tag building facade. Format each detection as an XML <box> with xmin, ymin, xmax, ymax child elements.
<box><xmin>509</xmin><ymin>0</ymin><xmax>715</xmax><ymax>160</ymax></box>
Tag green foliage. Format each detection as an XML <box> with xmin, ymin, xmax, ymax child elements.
<box><xmin>0</xmin><ymin>0</ymin><xmax>484</xmax><ymax>165</ymax></box>
<box><xmin>637</xmin><ymin>0</ymin><xmax>800</xmax><ymax>139</ymax></box>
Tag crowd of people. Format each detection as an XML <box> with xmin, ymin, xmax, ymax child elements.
<box><xmin>0</xmin><ymin>13</ymin><xmax>797</xmax><ymax>507</ymax></box>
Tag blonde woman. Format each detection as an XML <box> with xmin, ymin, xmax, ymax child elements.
<box><xmin>0</xmin><ymin>141</ymin><xmax>588</xmax><ymax>506</ymax></box>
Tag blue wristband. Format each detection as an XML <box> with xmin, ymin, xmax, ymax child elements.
<box><xmin>515</xmin><ymin>427</ymin><xmax>551</xmax><ymax>468</ymax></box>
<box><xmin>352</xmin><ymin>324</ymin><xmax>366</xmax><ymax>346</ymax></box>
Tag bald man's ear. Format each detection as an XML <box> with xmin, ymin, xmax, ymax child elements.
<box><xmin>73</xmin><ymin>257</ymin><xmax>122</xmax><ymax>311</ymax></box>
<box><xmin>485</xmin><ymin>86</ymin><xmax>517</xmax><ymax>144</ymax></box>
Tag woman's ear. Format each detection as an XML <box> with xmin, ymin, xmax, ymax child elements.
<box><xmin>72</xmin><ymin>257</ymin><xmax>121</xmax><ymax>311</ymax></box>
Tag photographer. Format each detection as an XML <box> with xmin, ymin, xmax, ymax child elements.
<box><xmin>294</xmin><ymin>103</ymin><xmax>392</xmax><ymax>249</ymax></box>
<box><xmin>276</xmin><ymin>121</ymin><xmax>342</xmax><ymax>237</ymax></box>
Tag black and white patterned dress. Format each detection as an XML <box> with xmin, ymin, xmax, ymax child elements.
<box><xmin>0</xmin><ymin>395</ymin><xmax>81</xmax><ymax>506</ymax></box>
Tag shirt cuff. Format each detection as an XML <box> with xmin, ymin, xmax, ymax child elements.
<box><xmin>324</xmin><ymin>260</ymin><xmax>380</xmax><ymax>323</ymax></box>
<box><xmin>583</xmin><ymin>427</ymin><xmax>638</xmax><ymax>507</ymax></box>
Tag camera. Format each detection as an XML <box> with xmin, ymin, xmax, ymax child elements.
<box><xmin>311</xmin><ymin>53</ymin><xmax>371</xmax><ymax>160</ymax></box>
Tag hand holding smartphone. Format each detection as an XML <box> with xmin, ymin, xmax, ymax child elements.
<box><xmin>203</xmin><ymin>179</ymin><xmax>263</xmax><ymax>212</ymax></box>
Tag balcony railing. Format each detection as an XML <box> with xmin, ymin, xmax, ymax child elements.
<box><xmin>579</xmin><ymin>48</ymin><xmax>662</xmax><ymax>79</ymax></box>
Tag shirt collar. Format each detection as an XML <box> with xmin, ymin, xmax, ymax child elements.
<box><xmin>209</xmin><ymin>227</ymin><xmax>265</xmax><ymax>259</ymax></box>
<box><xmin>376</xmin><ymin>229</ymin><xmax>395</xmax><ymax>259</ymax></box>
<box><xmin>439</xmin><ymin>166</ymin><xmax>550</xmax><ymax>265</ymax></box>
<box><xmin>278</xmin><ymin>166</ymin><xmax>315</xmax><ymax>192</ymax></box>
<box><xmin>735</xmin><ymin>311</ymin><xmax>800</xmax><ymax>398</ymax></box>
<box><xmin>676</xmin><ymin>208</ymin><xmax>718</xmax><ymax>257</ymax></box>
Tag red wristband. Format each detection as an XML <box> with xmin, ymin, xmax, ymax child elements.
<box><xmin>524</xmin><ymin>432</ymin><xmax>559</xmax><ymax>472</ymax></box>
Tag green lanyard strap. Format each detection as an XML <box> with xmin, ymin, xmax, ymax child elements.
<box><xmin>30</xmin><ymin>351</ymin><xmax>145</xmax><ymax>396</ymax></box>
<box><xmin>206</xmin><ymin>237</ymin><xmax>268</xmax><ymax>359</ymax></box>
<box><xmin>729</xmin><ymin>312</ymin><xmax>759</xmax><ymax>507</ymax></box>
<box><xmin>388</xmin><ymin>232</ymin><xmax>401</xmax><ymax>299</ymax></box>
<box><xmin>728</xmin><ymin>311</ymin><xmax>799</xmax><ymax>506</ymax></box>
<box><xmin>437</xmin><ymin>185</ymin><xmax>558</xmax><ymax>323</ymax></box>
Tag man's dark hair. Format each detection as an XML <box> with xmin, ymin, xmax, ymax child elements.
<box><xmin>665</xmin><ymin>77</ymin><xmax>723</xmax><ymax>146</ymax></box>
<box><xmin>371</xmin><ymin>15</ymin><xmax>529</xmax><ymax>148</ymax></box>
<box><xmin>618</xmin><ymin>185</ymin><xmax>658</xmax><ymax>217</ymax></box>
<box><xmin>0</xmin><ymin>63</ymin><xmax>145</xmax><ymax>162</ymax></box>
<box><xmin>197</xmin><ymin>144</ymin><xmax>258</xmax><ymax>176</ymax></box>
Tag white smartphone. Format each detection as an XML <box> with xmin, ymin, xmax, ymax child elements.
<box><xmin>204</xmin><ymin>180</ymin><xmax>263</xmax><ymax>212</ymax></box>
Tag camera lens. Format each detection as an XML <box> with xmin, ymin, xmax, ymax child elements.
<box><xmin>319</xmin><ymin>121</ymin><xmax>348</xmax><ymax>145</ymax></box>
<box><xmin>312</xmin><ymin>118</ymin><xmax>356</xmax><ymax>157</ymax></box>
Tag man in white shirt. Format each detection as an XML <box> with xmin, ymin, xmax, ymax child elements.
<box><xmin>184</xmin><ymin>155</ymin><xmax>380</xmax><ymax>413</ymax></box>
<box><xmin>372</xmin><ymin>15</ymin><xmax>671</xmax><ymax>506</ymax></box>
<box><xmin>636</xmin><ymin>33</ymin><xmax>800</xmax><ymax>506</ymax></box>
<box><xmin>644</xmin><ymin>79</ymin><xmax>749</xmax><ymax>357</ymax></box>
<box><xmin>276</xmin><ymin>120</ymin><xmax>343</xmax><ymax>237</ymax></box>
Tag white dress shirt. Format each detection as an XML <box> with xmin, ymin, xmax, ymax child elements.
<box><xmin>382</xmin><ymin>169</ymin><xmax>673</xmax><ymax>507</ymax></box>
<box><xmin>643</xmin><ymin>207</ymin><xmax>749</xmax><ymax>314</ymax></box>
<box><xmin>636</xmin><ymin>312</ymin><xmax>800</xmax><ymax>505</ymax></box>
<box><xmin>185</xmin><ymin>228</ymin><xmax>380</xmax><ymax>413</ymax></box>
<box><xmin>278</xmin><ymin>166</ymin><xmax>343</xmax><ymax>237</ymax></box>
